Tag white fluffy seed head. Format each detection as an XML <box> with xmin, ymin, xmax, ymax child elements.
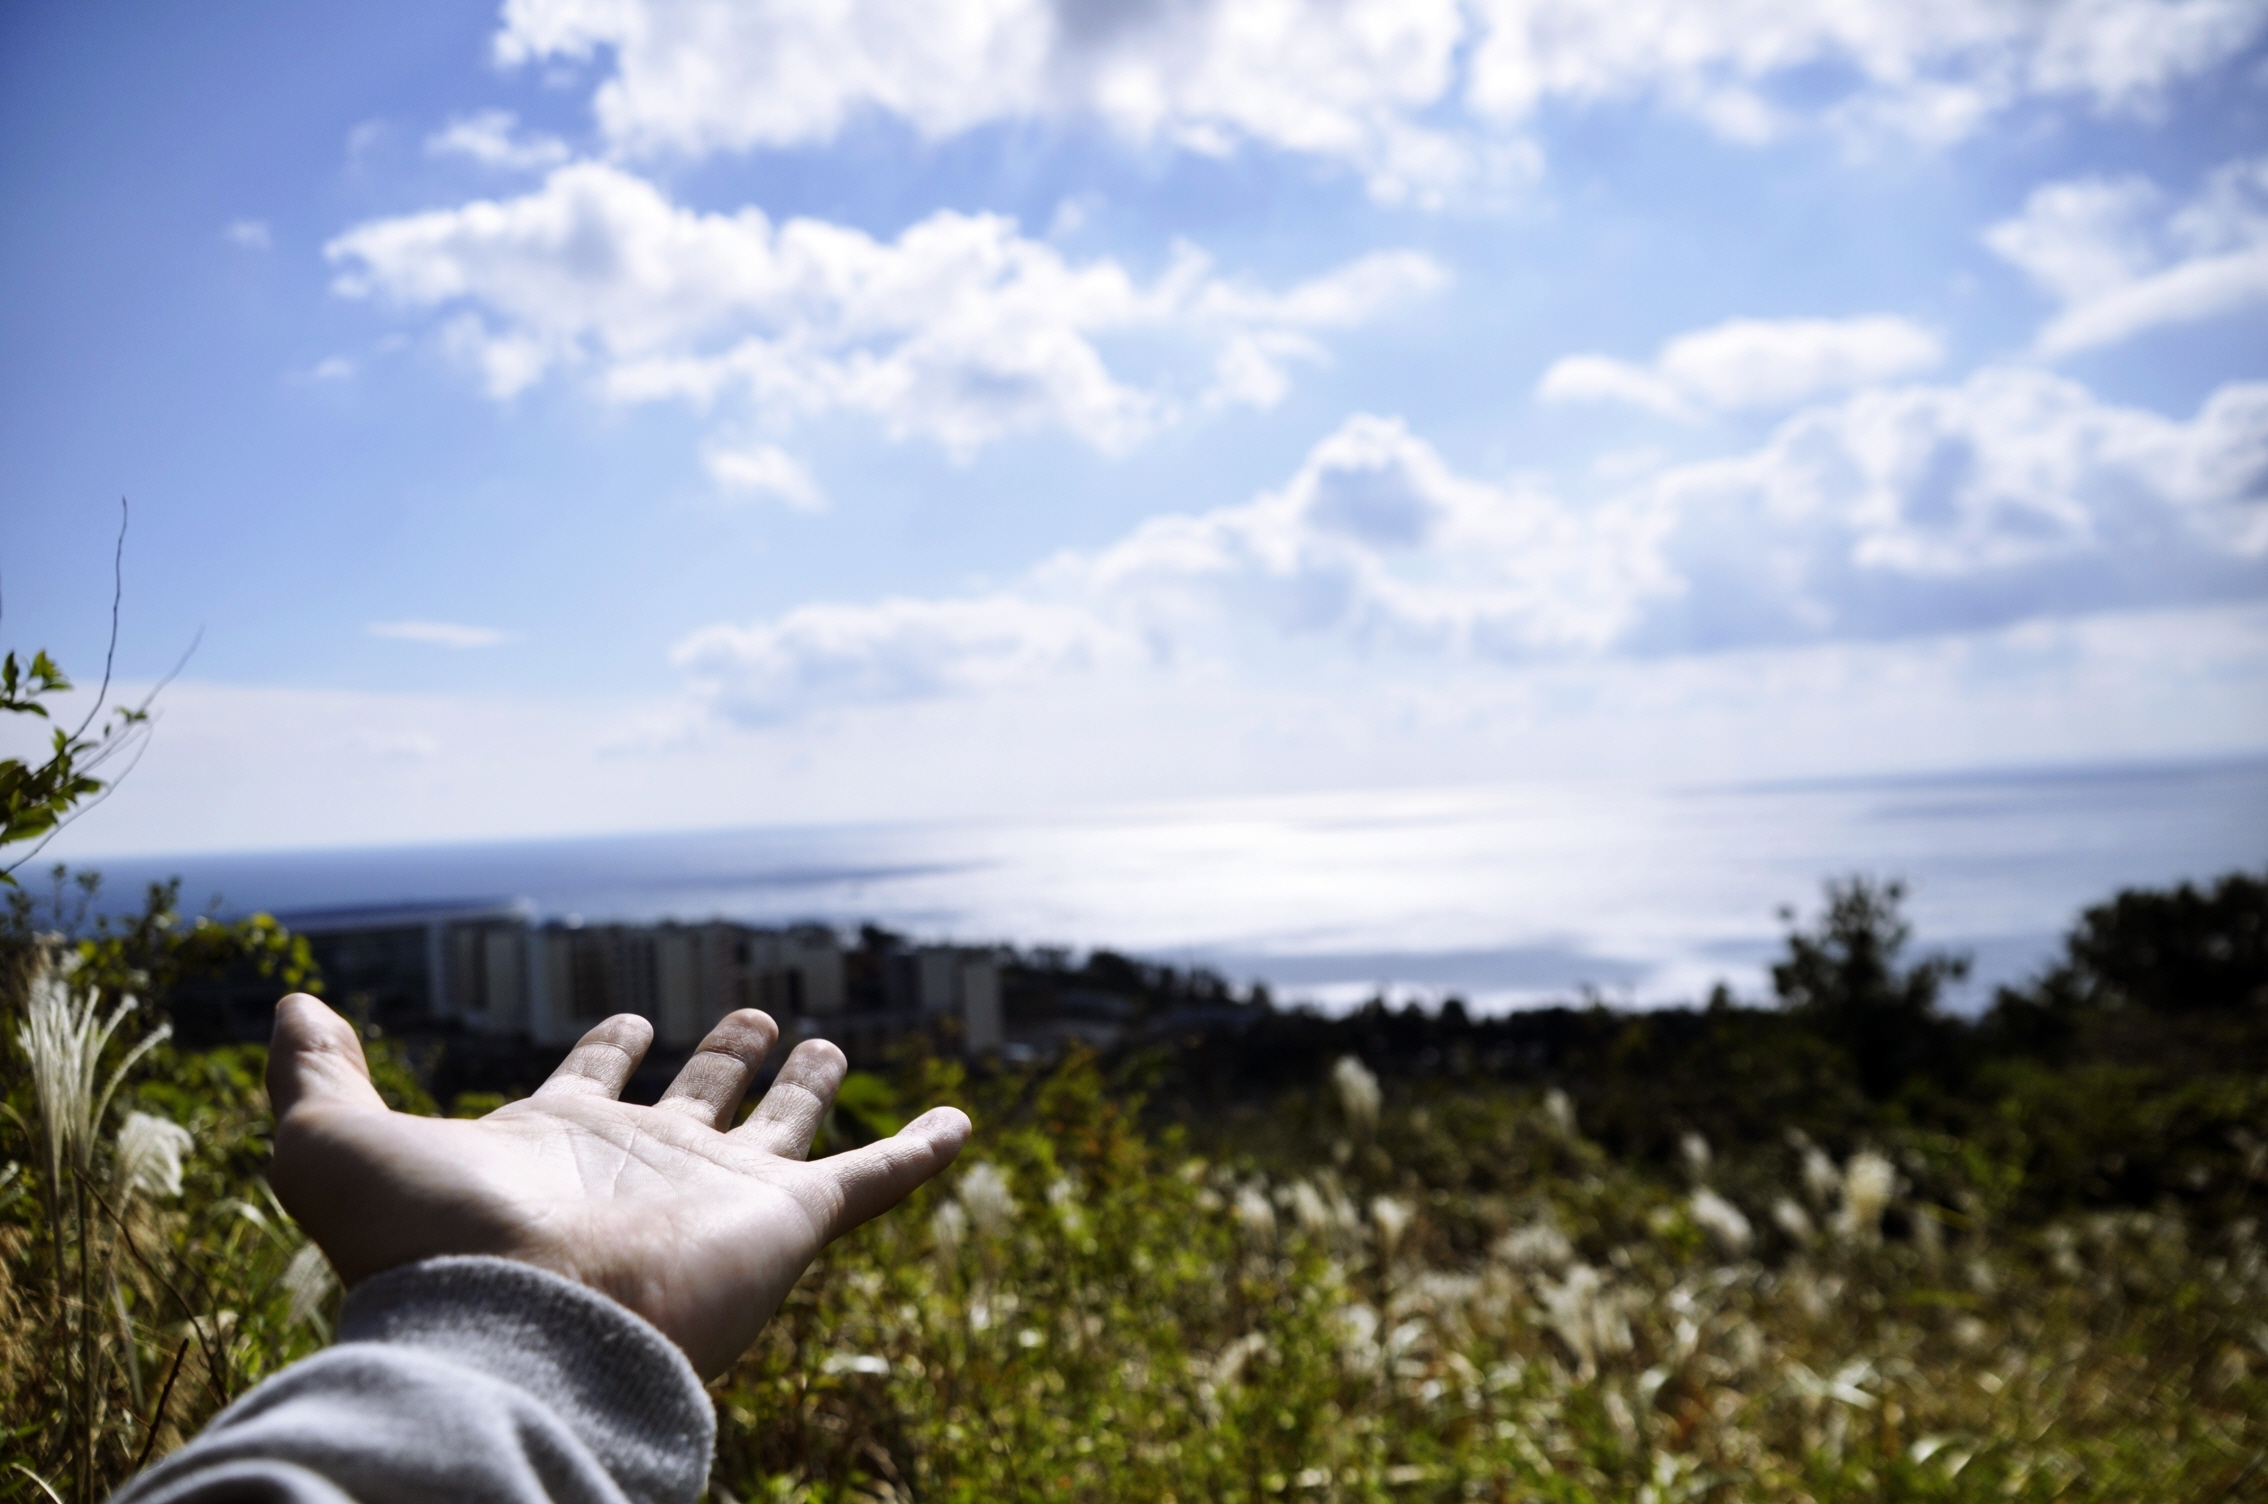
<box><xmin>1773</xmin><ymin>1195</ymin><xmax>1817</xmax><ymax>1246</ymax></box>
<box><xmin>1370</xmin><ymin>1195</ymin><xmax>1412</xmax><ymax>1260</ymax></box>
<box><xmin>18</xmin><ymin>953</ymin><xmax>168</xmax><ymax>1190</ymax></box>
<box><xmin>116</xmin><ymin>1111</ymin><xmax>193</xmax><ymax>1201</ymax></box>
<box><xmin>1835</xmin><ymin>1151</ymin><xmax>1897</xmax><ymax>1244</ymax></box>
<box><xmin>1802</xmin><ymin>1146</ymin><xmax>1841</xmax><ymax>1209</ymax></box>
<box><xmin>284</xmin><ymin>1242</ymin><xmax>338</xmax><ymax>1328</ymax></box>
<box><xmin>1689</xmin><ymin>1187</ymin><xmax>1753</xmax><ymax>1257</ymax></box>
<box><xmin>1234</xmin><ymin>1183</ymin><xmax>1278</xmax><ymax>1245</ymax></box>
<box><xmin>1494</xmin><ymin>1215</ymin><xmax>1575</xmax><ymax>1272</ymax></box>
<box><xmin>1331</xmin><ymin>1056</ymin><xmax>1381</xmax><ymax>1136</ymax></box>
<box><xmin>931</xmin><ymin>1198</ymin><xmax>969</xmax><ymax>1259</ymax></box>
<box><xmin>957</xmin><ymin>1162</ymin><xmax>1017</xmax><ymax>1240</ymax></box>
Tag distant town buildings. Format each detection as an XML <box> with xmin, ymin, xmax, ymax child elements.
<box><xmin>278</xmin><ymin>900</ymin><xmax>1003</xmax><ymax>1062</ymax></box>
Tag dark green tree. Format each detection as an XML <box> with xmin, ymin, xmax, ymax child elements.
<box><xmin>1984</xmin><ymin>868</ymin><xmax>2268</xmax><ymax>1057</ymax></box>
<box><xmin>1772</xmin><ymin>876</ymin><xmax>1969</xmax><ymax>1100</ymax></box>
<box><xmin>2056</xmin><ymin>870</ymin><xmax>2268</xmax><ymax>1016</ymax></box>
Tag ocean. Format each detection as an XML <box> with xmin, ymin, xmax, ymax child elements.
<box><xmin>64</xmin><ymin>756</ymin><xmax>2268</xmax><ymax>1015</ymax></box>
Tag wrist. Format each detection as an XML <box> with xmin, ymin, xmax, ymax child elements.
<box><xmin>341</xmin><ymin>1255</ymin><xmax>716</xmax><ymax>1504</ymax></box>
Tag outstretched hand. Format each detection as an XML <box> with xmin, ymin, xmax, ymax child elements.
<box><xmin>266</xmin><ymin>994</ymin><xmax>971</xmax><ymax>1377</ymax></box>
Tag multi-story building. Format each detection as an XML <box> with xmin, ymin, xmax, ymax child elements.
<box><xmin>283</xmin><ymin>901</ymin><xmax>992</xmax><ymax>1061</ymax></box>
<box><xmin>911</xmin><ymin>944</ymin><xmax>1004</xmax><ymax>1054</ymax></box>
<box><xmin>522</xmin><ymin>921</ymin><xmax>846</xmax><ymax>1047</ymax></box>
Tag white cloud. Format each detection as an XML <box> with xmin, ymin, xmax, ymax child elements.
<box><xmin>1983</xmin><ymin>176</ymin><xmax>2165</xmax><ymax>304</ymax></box>
<box><xmin>1063</xmin><ymin>413</ymin><xmax>1668</xmax><ymax>656</ymax></box>
<box><xmin>325</xmin><ymin>160</ymin><xmax>1442</xmax><ymax>456</ymax></box>
<box><xmin>426</xmin><ymin>109</ymin><xmax>573</xmax><ymax>170</ymax></box>
<box><xmin>672</xmin><ymin>595</ymin><xmax>1133</xmax><ymax>722</ymax></box>
<box><xmin>494</xmin><ymin>0</ymin><xmax>1479</xmax><ymax>205</ymax></box>
<box><xmin>702</xmin><ymin>440</ymin><xmax>827</xmax><ymax>510</ymax></box>
<box><xmin>1635</xmin><ymin>371</ymin><xmax>2268</xmax><ymax>648</ymax></box>
<box><xmin>489</xmin><ymin>0</ymin><xmax>2268</xmax><ymax>203</ymax></box>
<box><xmin>366</xmin><ymin>620</ymin><xmax>515</xmax><ymax>648</ymax></box>
<box><xmin>225</xmin><ymin>219</ymin><xmax>272</xmax><ymax>251</ymax></box>
<box><xmin>674</xmin><ymin>369</ymin><xmax>2268</xmax><ymax>721</ymax></box>
<box><xmin>1988</xmin><ymin>154</ymin><xmax>2268</xmax><ymax>355</ymax></box>
<box><xmin>1468</xmin><ymin>0</ymin><xmax>2268</xmax><ymax>146</ymax></box>
<box><xmin>1538</xmin><ymin>315</ymin><xmax>1944</xmax><ymax>419</ymax></box>
<box><xmin>1536</xmin><ymin>356</ymin><xmax>1691</xmax><ymax>419</ymax></box>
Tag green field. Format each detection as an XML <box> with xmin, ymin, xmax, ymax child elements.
<box><xmin>4</xmin><ymin>870</ymin><xmax>2266</xmax><ymax>1503</ymax></box>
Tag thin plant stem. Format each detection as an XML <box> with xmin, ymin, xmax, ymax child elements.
<box><xmin>76</xmin><ymin>1173</ymin><xmax>95</xmax><ymax>1504</ymax></box>
<box><xmin>47</xmin><ymin>1169</ymin><xmax>68</xmax><ymax>1366</ymax></box>
<box><xmin>85</xmin><ymin>1178</ymin><xmax>231</xmax><ymax>1413</ymax></box>
<box><xmin>131</xmin><ymin>1340</ymin><xmax>190</xmax><ymax>1476</ymax></box>
<box><xmin>10</xmin><ymin>1463</ymin><xmax>66</xmax><ymax>1504</ymax></box>
<box><xmin>114</xmin><ymin>1266</ymin><xmax>145</xmax><ymax>1412</ymax></box>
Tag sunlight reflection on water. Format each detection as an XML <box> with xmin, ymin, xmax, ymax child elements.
<box><xmin>86</xmin><ymin>757</ymin><xmax>2268</xmax><ymax>1014</ymax></box>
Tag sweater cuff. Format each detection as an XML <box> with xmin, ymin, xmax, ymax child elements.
<box><xmin>339</xmin><ymin>1255</ymin><xmax>714</xmax><ymax>1504</ymax></box>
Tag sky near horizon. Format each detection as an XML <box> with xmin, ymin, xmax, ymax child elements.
<box><xmin>6</xmin><ymin>0</ymin><xmax>2268</xmax><ymax>861</ymax></box>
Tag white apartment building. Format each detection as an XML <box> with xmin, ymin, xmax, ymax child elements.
<box><xmin>288</xmin><ymin>901</ymin><xmax>998</xmax><ymax>1058</ymax></box>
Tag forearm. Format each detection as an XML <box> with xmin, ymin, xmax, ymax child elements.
<box><xmin>114</xmin><ymin>1256</ymin><xmax>715</xmax><ymax>1504</ymax></box>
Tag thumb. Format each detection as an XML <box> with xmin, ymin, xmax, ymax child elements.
<box><xmin>815</xmin><ymin>1105</ymin><xmax>973</xmax><ymax>1238</ymax></box>
<box><xmin>267</xmin><ymin>993</ymin><xmax>389</xmax><ymax>1120</ymax></box>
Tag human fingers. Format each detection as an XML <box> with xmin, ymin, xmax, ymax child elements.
<box><xmin>728</xmin><ymin>1038</ymin><xmax>847</xmax><ymax>1159</ymax></box>
<box><xmin>805</xmin><ymin>1105</ymin><xmax>972</xmax><ymax>1237</ymax></box>
<box><xmin>267</xmin><ymin>994</ymin><xmax>389</xmax><ymax>1120</ymax></box>
<box><xmin>653</xmin><ymin>1010</ymin><xmax>779</xmax><ymax>1129</ymax></box>
<box><xmin>531</xmin><ymin>1014</ymin><xmax>656</xmax><ymax>1102</ymax></box>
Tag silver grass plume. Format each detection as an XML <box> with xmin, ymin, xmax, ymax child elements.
<box><xmin>283</xmin><ymin>1243</ymin><xmax>338</xmax><ymax>1329</ymax></box>
<box><xmin>1833</xmin><ymin>1150</ymin><xmax>1897</xmax><ymax>1245</ymax></box>
<box><xmin>1369</xmin><ymin>1195</ymin><xmax>1413</xmax><ymax>1261</ymax></box>
<box><xmin>1234</xmin><ymin>1183</ymin><xmax>1278</xmax><ymax>1246</ymax></box>
<box><xmin>19</xmin><ymin>954</ymin><xmax>170</xmax><ymax>1192</ymax></box>
<box><xmin>1331</xmin><ymin>1056</ymin><xmax>1381</xmax><ymax>1136</ymax></box>
<box><xmin>116</xmin><ymin>1111</ymin><xmax>193</xmax><ymax>1201</ymax></box>
<box><xmin>1689</xmin><ymin>1187</ymin><xmax>1754</xmax><ymax>1257</ymax></box>
<box><xmin>956</xmin><ymin>1161</ymin><xmax>1018</xmax><ymax>1240</ymax></box>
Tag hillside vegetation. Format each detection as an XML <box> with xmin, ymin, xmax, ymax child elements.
<box><xmin>3</xmin><ymin>866</ymin><xmax>2264</xmax><ymax>1502</ymax></box>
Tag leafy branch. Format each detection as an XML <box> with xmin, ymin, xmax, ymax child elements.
<box><xmin>1</xmin><ymin>501</ymin><xmax>182</xmax><ymax>884</ymax></box>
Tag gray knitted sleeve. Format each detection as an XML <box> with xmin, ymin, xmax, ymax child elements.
<box><xmin>113</xmin><ymin>1256</ymin><xmax>716</xmax><ymax>1504</ymax></box>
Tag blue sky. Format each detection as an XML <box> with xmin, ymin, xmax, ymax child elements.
<box><xmin>7</xmin><ymin>0</ymin><xmax>2267</xmax><ymax>858</ymax></box>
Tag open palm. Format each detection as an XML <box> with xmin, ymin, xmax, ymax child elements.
<box><xmin>266</xmin><ymin>993</ymin><xmax>970</xmax><ymax>1377</ymax></box>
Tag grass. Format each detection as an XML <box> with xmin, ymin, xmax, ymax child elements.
<box><xmin>1</xmin><ymin>954</ymin><xmax>2263</xmax><ymax>1502</ymax></box>
<box><xmin>711</xmin><ymin>1053</ymin><xmax>2267</xmax><ymax>1503</ymax></box>
<box><xmin>0</xmin><ymin>953</ymin><xmax>388</xmax><ymax>1502</ymax></box>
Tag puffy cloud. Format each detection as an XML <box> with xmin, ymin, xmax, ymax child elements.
<box><xmin>1988</xmin><ymin>154</ymin><xmax>2268</xmax><ymax>355</ymax></box>
<box><xmin>225</xmin><ymin>219</ymin><xmax>272</xmax><ymax>251</ymax></box>
<box><xmin>1535</xmin><ymin>357</ymin><xmax>1690</xmax><ymax>420</ymax></box>
<box><xmin>1467</xmin><ymin>0</ymin><xmax>2267</xmax><ymax>145</ymax></box>
<box><xmin>672</xmin><ymin>595</ymin><xmax>1133</xmax><ymax>722</ymax></box>
<box><xmin>1634</xmin><ymin>370</ymin><xmax>2268</xmax><ymax>649</ymax></box>
<box><xmin>702</xmin><ymin>441</ymin><xmax>827</xmax><ymax>510</ymax></box>
<box><xmin>1061</xmin><ymin>413</ymin><xmax>1668</xmax><ymax>655</ymax></box>
<box><xmin>495</xmin><ymin>0</ymin><xmax>1476</xmax><ymax>205</ymax></box>
<box><xmin>326</xmin><ymin>161</ymin><xmax>1441</xmax><ymax>456</ymax></box>
<box><xmin>1538</xmin><ymin>316</ymin><xmax>1944</xmax><ymax>419</ymax></box>
<box><xmin>492</xmin><ymin>0</ymin><xmax>2267</xmax><ymax>201</ymax></box>
<box><xmin>426</xmin><ymin>109</ymin><xmax>573</xmax><ymax>170</ymax></box>
<box><xmin>675</xmin><ymin>370</ymin><xmax>2268</xmax><ymax>720</ymax></box>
